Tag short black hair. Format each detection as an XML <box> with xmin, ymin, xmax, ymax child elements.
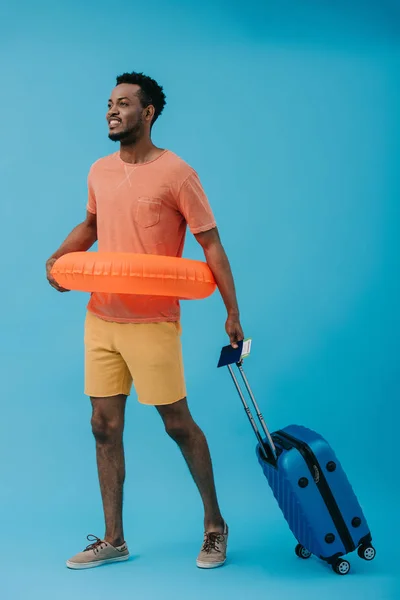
<box><xmin>115</xmin><ymin>72</ymin><xmax>166</xmax><ymax>124</ymax></box>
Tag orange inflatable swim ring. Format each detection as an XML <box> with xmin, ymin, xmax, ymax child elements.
<box><xmin>51</xmin><ymin>252</ymin><xmax>216</xmax><ymax>299</ymax></box>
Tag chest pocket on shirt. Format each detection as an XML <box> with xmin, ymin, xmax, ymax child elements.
<box><xmin>135</xmin><ymin>197</ymin><xmax>162</xmax><ymax>228</ymax></box>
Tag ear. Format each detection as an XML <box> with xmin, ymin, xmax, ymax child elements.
<box><xmin>144</xmin><ymin>105</ymin><xmax>155</xmax><ymax>123</ymax></box>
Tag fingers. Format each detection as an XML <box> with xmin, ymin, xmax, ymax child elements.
<box><xmin>47</xmin><ymin>275</ymin><xmax>69</xmax><ymax>293</ymax></box>
<box><xmin>46</xmin><ymin>259</ymin><xmax>70</xmax><ymax>293</ymax></box>
<box><xmin>50</xmin><ymin>281</ymin><xmax>69</xmax><ymax>293</ymax></box>
<box><xmin>229</xmin><ymin>327</ymin><xmax>243</xmax><ymax>349</ymax></box>
<box><xmin>231</xmin><ymin>331</ymin><xmax>240</xmax><ymax>348</ymax></box>
<box><xmin>226</xmin><ymin>316</ymin><xmax>244</xmax><ymax>348</ymax></box>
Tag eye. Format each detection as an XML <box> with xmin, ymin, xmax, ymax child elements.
<box><xmin>120</xmin><ymin>101</ymin><xmax>128</xmax><ymax>107</ymax></box>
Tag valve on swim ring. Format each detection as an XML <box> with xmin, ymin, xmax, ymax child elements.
<box><xmin>50</xmin><ymin>252</ymin><xmax>217</xmax><ymax>300</ymax></box>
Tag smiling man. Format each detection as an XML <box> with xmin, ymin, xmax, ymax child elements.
<box><xmin>46</xmin><ymin>71</ymin><xmax>243</xmax><ymax>571</ymax></box>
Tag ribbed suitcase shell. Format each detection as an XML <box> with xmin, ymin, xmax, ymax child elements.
<box><xmin>257</xmin><ymin>424</ymin><xmax>371</xmax><ymax>561</ymax></box>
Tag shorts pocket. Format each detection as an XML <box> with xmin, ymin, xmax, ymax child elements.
<box><xmin>135</xmin><ymin>197</ymin><xmax>162</xmax><ymax>228</ymax></box>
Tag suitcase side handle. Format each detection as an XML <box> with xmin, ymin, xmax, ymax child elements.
<box><xmin>218</xmin><ymin>343</ymin><xmax>277</xmax><ymax>462</ymax></box>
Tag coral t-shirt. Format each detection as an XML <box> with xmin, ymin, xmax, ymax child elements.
<box><xmin>86</xmin><ymin>150</ymin><xmax>216</xmax><ymax>323</ymax></box>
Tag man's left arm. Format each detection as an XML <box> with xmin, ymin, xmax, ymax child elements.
<box><xmin>195</xmin><ymin>227</ymin><xmax>244</xmax><ymax>348</ymax></box>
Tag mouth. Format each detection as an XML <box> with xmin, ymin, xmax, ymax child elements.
<box><xmin>108</xmin><ymin>118</ymin><xmax>122</xmax><ymax>129</ymax></box>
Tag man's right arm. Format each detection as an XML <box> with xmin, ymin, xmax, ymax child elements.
<box><xmin>46</xmin><ymin>210</ymin><xmax>97</xmax><ymax>292</ymax></box>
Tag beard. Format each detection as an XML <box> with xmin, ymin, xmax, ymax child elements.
<box><xmin>108</xmin><ymin>118</ymin><xmax>143</xmax><ymax>144</ymax></box>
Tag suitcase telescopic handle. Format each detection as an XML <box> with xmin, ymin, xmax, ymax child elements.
<box><xmin>227</xmin><ymin>361</ymin><xmax>278</xmax><ymax>462</ymax></box>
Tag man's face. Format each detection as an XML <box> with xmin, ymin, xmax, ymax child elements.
<box><xmin>106</xmin><ymin>83</ymin><xmax>144</xmax><ymax>143</ymax></box>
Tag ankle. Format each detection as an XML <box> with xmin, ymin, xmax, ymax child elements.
<box><xmin>104</xmin><ymin>535</ymin><xmax>124</xmax><ymax>547</ymax></box>
<box><xmin>204</xmin><ymin>517</ymin><xmax>225</xmax><ymax>533</ymax></box>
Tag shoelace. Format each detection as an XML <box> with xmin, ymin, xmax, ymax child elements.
<box><xmin>84</xmin><ymin>534</ymin><xmax>107</xmax><ymax>554</ymax></box>
<box><xmin>201</xmin><ymin>532</ymin><xmax>225</xmax><ymax>554</ymax></box>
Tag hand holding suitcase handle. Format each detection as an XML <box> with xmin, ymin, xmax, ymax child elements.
<box><xmin>217</xmin><ymin>342</ymin><xmax>278</xmax><ymax>462</ymax></box>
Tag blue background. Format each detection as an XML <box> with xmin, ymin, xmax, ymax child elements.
<box><xmin>0</xmin><ymin>0</ymin><xmax>398</xmax><ymax>598</ymax></box>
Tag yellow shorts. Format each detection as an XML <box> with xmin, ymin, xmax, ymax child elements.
<box><xmin>84</xmin><ymin>311</ymin><xmax>186</xmax><ymax>405</ymax></box>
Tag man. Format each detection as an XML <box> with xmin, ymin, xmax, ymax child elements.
<box><xmin>46</xmin><ymin>71</ymin><xmax>244</xmax><ymax>570</ymax></box>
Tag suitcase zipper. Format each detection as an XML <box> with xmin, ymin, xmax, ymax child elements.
<box><xmin>273</xmin><ymin>430</ymin><xmax>355</xmax><ymax>555</ymax></box>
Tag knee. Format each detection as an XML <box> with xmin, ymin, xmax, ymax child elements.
<box><xmin>91</xmin><ymin>414</ymin><xmax>123</xmax><ymax>443</ymax></box>
<box><xmin>164</xmin><ymin>417</ymin><xmax>196</xmax><ymax>444</ymax></box>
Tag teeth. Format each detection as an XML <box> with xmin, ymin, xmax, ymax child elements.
<box><xmin>109</xmin><ymin>119</ymin><xmax>120</xmax><ymax>126</ymax></box>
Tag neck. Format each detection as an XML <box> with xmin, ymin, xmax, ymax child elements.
<box><xmin>119</xmin><ymin>136</ymin><xmax>163</xmax><ymax>165</ymax></box>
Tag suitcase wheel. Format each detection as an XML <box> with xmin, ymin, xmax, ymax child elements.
<box><xmin>295</xmin><ymin>544</ymin><xmax>312</xmax><ymax>559</ymax></box>
<box><xmin>333</xmin><ymin>559</ymin><xmax>351</xmax><ymax>575</ymax></box>
<box><xmin>357</xmin><ymin>544</ymin><xmax>376</xmax><ymax>561</ymax></box>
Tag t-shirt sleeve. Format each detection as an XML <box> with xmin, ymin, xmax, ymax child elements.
<box><xmin>177</xmin><ymin>171</ymin><xmax>216</xmax><ymax>234</ymax></box>
<box><xmin>86</xmin><ymin>167</ymin><xmax>97</xmax><ymax>214</ymax></box>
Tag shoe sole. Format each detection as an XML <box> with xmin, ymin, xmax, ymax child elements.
<box><xmin>66</xmin><ymin>555</ymin><xmax>130</xmax><ymax>570</ymax></box>
<box><xmin>196</xmin><ymin>559</ymin><xmax>226</xmax><ymax>569</ymax></box>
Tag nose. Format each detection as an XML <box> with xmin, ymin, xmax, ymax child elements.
<box><xmin>107</xmin><ymin>106</ymin><xmax>120</xmax><ymax>118</ymax></box>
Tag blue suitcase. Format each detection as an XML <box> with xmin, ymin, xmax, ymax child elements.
<box><xmin>218</xmin><ymin>344</ymin><xmax>376</xmax><ymax>575</ymax></box>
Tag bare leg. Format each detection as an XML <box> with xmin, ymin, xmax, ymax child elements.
<box><xmin>157</xmin><ymin>398</ymin><xmax>224</xmax><ymax>532</ymax></box>
<box><xmin>91</xmin><ymin>395</ymin><xmax>127</xmax><ymax>546</ymax></box>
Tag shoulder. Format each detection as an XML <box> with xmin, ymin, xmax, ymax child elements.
<box><xmin>162</xmin><ymin>150</ymin><xmax>198</xmax><ymax>184</ymax></box>
<box><xmin>88</xmin><ymin>152</ymin><xmax>119</xmax><ymax>178</ymax></box>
